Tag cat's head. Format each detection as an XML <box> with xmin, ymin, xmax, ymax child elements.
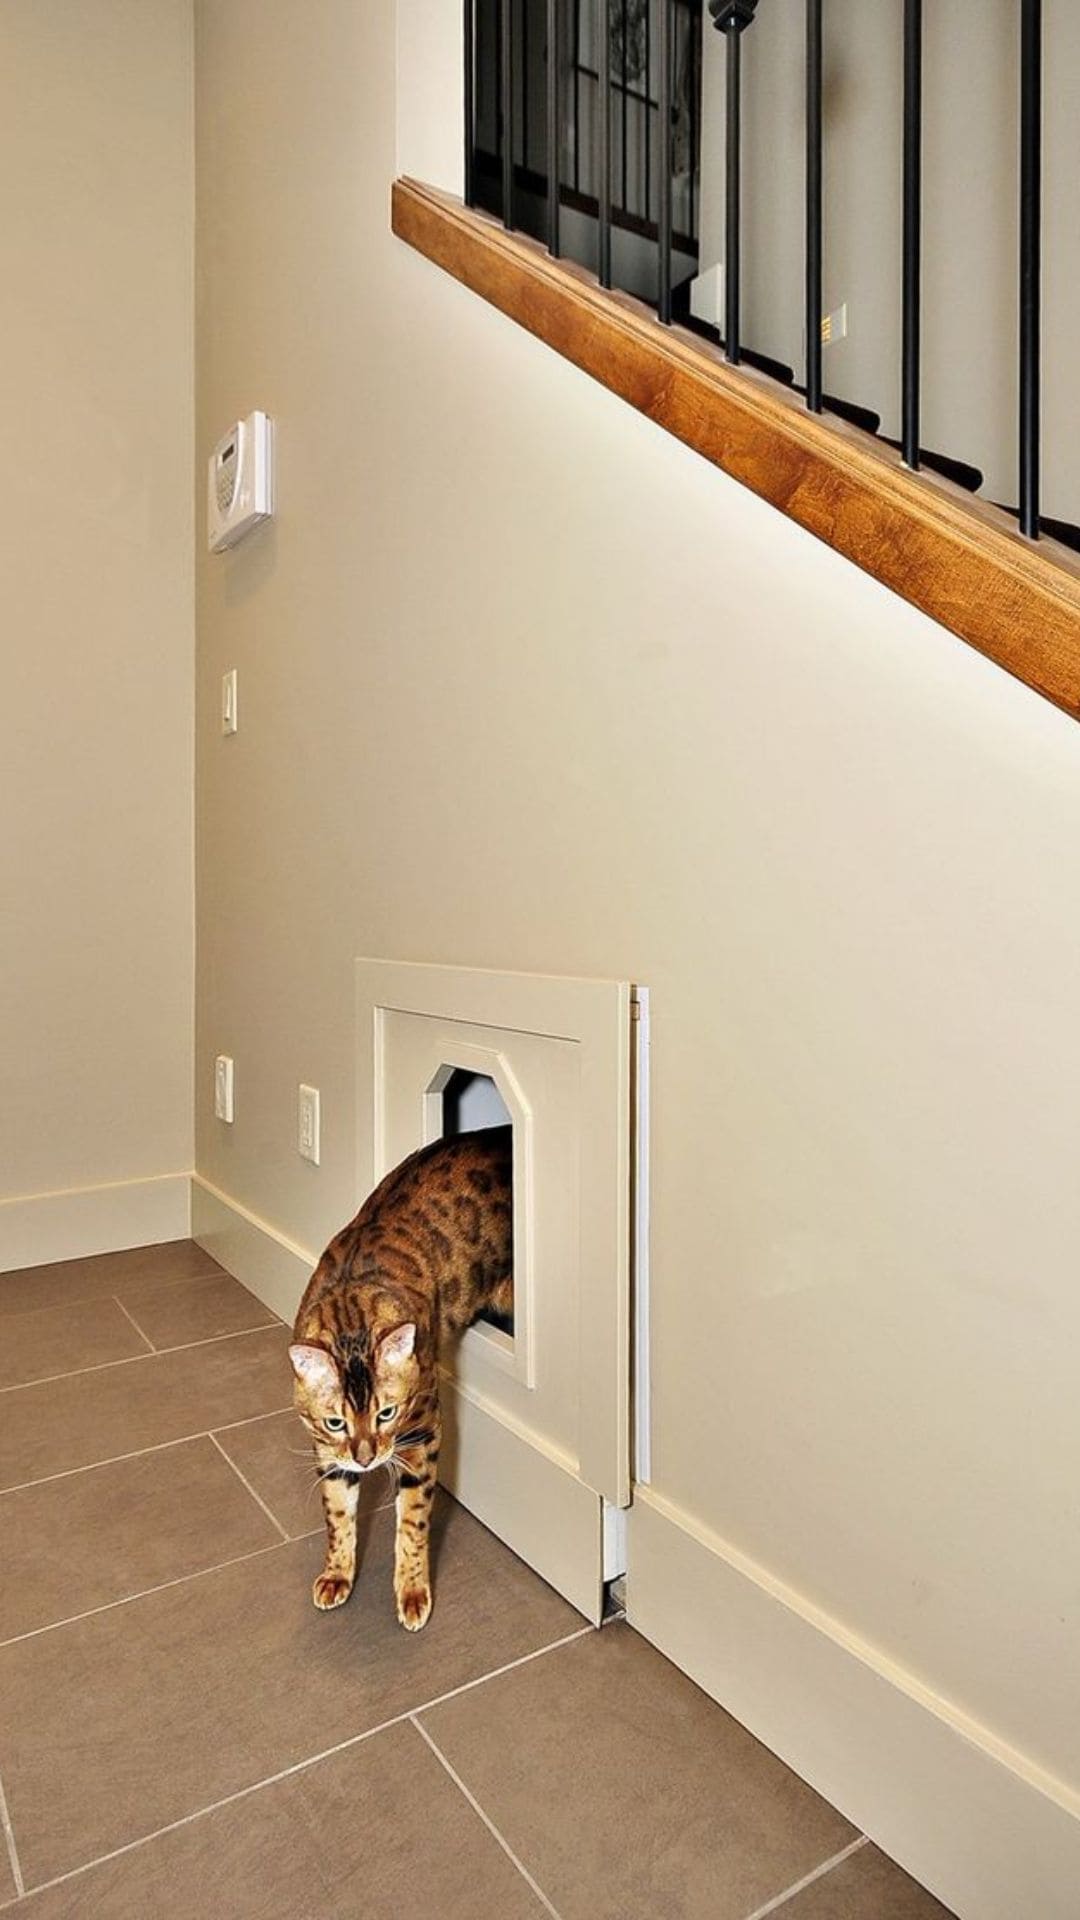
<box><xmin>288</xmin><ymin>1324</ymin><xmax>419</xmax><ymax>1471</ymax></box>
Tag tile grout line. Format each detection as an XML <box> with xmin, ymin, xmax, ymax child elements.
<box><xmin>207</xmin><ymin>1432</ymin><xmax>291</xmax><ymax>1544</ymax></box>
<box><xmin>111</xmin><ymin>1295</ymin><xmax>158</xmax><ymax>1355</ymax></box>
<box><xmin>0</xmin><ymin>1263</ymin><xmax>228</xmax><ymax>1323</ymax></box>
<box><xmin>740</xmin><ymin>1835</ymin><xmax>871</xmax><ymax>1920</ymax></box>
<box><xmin>404</xmin><ymin>1623</ymin><xmax>593</xmax><ymax>1727</ymax></box>
<box><xmin>0</xmin><ymin>1623</ymin><xmax>594</xmax><ymax>1911</ymax></box>
<box><xmin>0</xmin><ymin>1540</ymin><xmax>290</xmax><ymax>1651</ymax></box>
<box><xmin>213</xmin><ymin>1406</ymin><xmax>298</xmax><ymax>1434</ymax></box>
<box><xmin>0</xmin><ymin>1770</ymin><xmax>23</xmax><ymax>1900</ymax></box>
<box><xmin>0</xmin><ymin>1322</ymin><xmax>281</xmax><ymax>1397</ymax></box>
<box><xmin>410</xmin><ymin>1716</ymin><xmax>564</xmax><ymax>1919</ymax></box>
<box><xmin>0</xmin><ymin>1406</ymin><xmax>298</xmax><ymax>1498</ymax></box>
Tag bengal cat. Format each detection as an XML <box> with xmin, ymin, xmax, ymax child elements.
<box><xmin>289</xmin><ymin>1125</ymin><xmax>513</xmax><ymax>1630</ymax></box>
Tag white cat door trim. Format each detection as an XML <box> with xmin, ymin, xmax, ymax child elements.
<box><xmin>356</xmin><ymin>958</ymin><xmax>635</xmax><ymax>1620</ymax></box>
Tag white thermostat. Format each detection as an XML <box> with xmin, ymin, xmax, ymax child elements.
<box><xmin>207</xmin><ymin>410</ymin><xmax>273</xmax><ymax>551</ymax></box>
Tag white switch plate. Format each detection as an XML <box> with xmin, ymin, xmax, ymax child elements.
<box><xmin>221</xmin><ymin>669</ymin><xmax>238</xmax><ymax>735</ymax></box>
<box><xmin>214</xmin><ymin>1054</ymin><xmax>234</xmax><ymax>1123</ymax></box>
<box><xmin>298</xmin><ymin>1083</ymin><xmax>320</xmax><ymax>1164</ymax></box>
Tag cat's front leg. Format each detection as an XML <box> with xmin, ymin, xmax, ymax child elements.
<box><xmin>393</xmin><ymin>1418</ymin><xmax>440</xmax><ymax>1631</ymax></box>
<box><xmin>313</xmin><ymin>1464</ymin><xmax>360</xmax><ymax>1609</ymax></box>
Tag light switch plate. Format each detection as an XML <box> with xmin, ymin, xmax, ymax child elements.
<box><xmin>221</xmin><ymin>669</ymin><xmax>238</xmax><ymax>735</ymax></box>
<box><xmin>298</xmin><ymin>1083</ymin><xmax>320</xmax><ymax>1164</ymax></box>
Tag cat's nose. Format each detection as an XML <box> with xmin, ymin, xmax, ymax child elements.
<box><xmin>354</xmin><ymin>1438</ymin><xmax>375</xmax><ymax>1466</ymax></box>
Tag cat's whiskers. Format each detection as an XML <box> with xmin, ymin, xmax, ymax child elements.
<box><xmin>311</xmin><ymin>1462</ymin><xmax>350</xmax><ymax>1491</ymax></box>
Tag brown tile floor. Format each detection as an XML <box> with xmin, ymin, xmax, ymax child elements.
<box><xmin>0</xmin><ymin>1241</ymin><xmax>955</xmax><ymax>1919</ymax></box>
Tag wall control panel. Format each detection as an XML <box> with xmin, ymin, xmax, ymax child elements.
<box><xmin>208</xmin><ymin>411</ymin><xmax>273</xmax><ymax>552</ymax></box>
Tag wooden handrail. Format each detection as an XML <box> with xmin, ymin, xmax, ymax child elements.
<box><xmin>392</xmin><ymin>177</ymin><xmax>1080</xmax><ymax>722</ymax></box>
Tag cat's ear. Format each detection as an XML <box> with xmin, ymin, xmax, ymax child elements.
<box><xmin>288</xmin><ymin>1344</ymin><xmax>341</xmax><ymax>1395</ymax></box>
<box><xmin>376</xmin><ymin>1323</ymin><xmax>416</xmax><ymax>1370</ymax></box>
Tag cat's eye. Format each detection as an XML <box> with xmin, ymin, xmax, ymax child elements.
<box><xmin>324</xmin><ymin>1415</ymin><xmax>347</xmax><ymax>1433</ymax></box>
<box><xmin>376</xmin><ymin>1405</ymin><xmax>397</xmax><ymax>1424</ymax></box>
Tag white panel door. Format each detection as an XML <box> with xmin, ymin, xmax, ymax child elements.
<box><xmin>356</xmin><ymin>960</ymin><xmax>634</xmax><ymax>1623</ymax></box>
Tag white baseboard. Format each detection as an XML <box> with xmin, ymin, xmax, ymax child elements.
<box><xmin>0</xmin><ymin>1173</ymin><xmax>192</xmax><ymax>1273</ymax></box>
<box><xmin>627</xmin><ymin>1487</ymin><xmax>1080</xmax><ymax>1920</ymax></box>
<box><xmin>190</xmin><ymin>1175</ymin><xmax>316</xmax><ymax>1325</ymax></box>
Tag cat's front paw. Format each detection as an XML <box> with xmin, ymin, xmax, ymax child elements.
<box><xmin>395</xmin><ymin>1583</ymin><xmax>432</xmax><ymax>1631</ymax></box>
<box><xmin>313</xmin><ymin>1570</ymin><xmax>354</xmax><ymax>1610</ymax></box>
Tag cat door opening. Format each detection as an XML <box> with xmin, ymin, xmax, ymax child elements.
<box><xmin>438</xmin><ymin>1069</ymin><xmax>514</xmax><ymax>1336</ymax></box>
<box><xmin>420</xmin><ymin>1051</ymin><xmax>531</xmax><ymax>1384</ymax></box>
<box><xmin>441</xmin><ymin>1066</ymin><xmax>511</xmax><ymax>1137</ymax></box>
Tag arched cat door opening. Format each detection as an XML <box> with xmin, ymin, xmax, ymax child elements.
<box><xmin>421</xmin><ymin>1051</ymin><xmax>530</xmax><ymax>1385</ymax></box>
<box><xmin>437</xmin><ymin>1068</ymin><xmax>514</xmax><ymax>1337</ymax></box>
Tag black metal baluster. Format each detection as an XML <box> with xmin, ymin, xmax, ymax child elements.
<box><xmin>574</xmin><ymin>0</ymin><xmax>581</xmax><ymax>192</ymax></box>
<box><xmin>464</xmin><ymin>0</ymin><xmax>477</xmax><ymax>208</ymax></box>
<box><xmin>501</xmin><ymin>0</ymin><xmax>514</xmax><ymax>227</ymax></box>
<box><xmin>638</xmin><ymin>0</ymin><xmax>645</xmax><ymax>224</ymax></box>
<box><xmin>1020</xmin><ymin>0</ymin><xmax>1042</xmax><ymax>538</ymax></box>
<box><xmin>689</xmin><ymin>6</ymin><xmax>700</xmax><ymax>242</ymax></box>
<box><xmin>622</xmin><ymin>0</ymin><xmax>630</xmax><ymax>214</ymax></box>
<box><xmin>598</xmin><ymin>0</ymin><xmax>613</xmax><ymax>285</ymax></box>
<box><xmin>657</xmin><ymin>0</ymin><xmax>674</xmax><ymax>320</ymax></box>
<box><xmin>805</xmin><ymin>0</ymin><xmax>823</xmax><ymax>412</ymax></box>
<box><xmin>548</xmin><ymin>0</ymin><xmax>562</xmax><ymax>252</ymax></box>
<box><xmin>901</xmin><ymin>0</ymin><xmax>922</xmax><ymax>468</ymax></box>
<box><xmin>710</xmin><ymin>3</ymin><xmax>760</xmax><ymax>367</ymax></box>
<box><xmin>726</xmin><ymin>28</ymin><xmax>741</xmax><ymax>360</ymax></box>
<box><xmin>523</xmin><ymin>0</ymin><xmax>530</xmax><ymax>172</ymax></box>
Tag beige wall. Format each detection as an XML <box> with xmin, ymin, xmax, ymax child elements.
<box><xmin>0</xmin><ymin>0</ymin><xmax>194</xmax><ymax>1262</ymax></box>
<box><xmin>195</xmin><ymin>2</ymin><xmax>1080</xmax><ymax>1907</ymax></box>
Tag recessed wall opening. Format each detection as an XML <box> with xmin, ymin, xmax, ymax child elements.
<box><xmin>438</xmin><ymin>1068</ymin><xmax>515</xmax><ymax>1336</ymax></box>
